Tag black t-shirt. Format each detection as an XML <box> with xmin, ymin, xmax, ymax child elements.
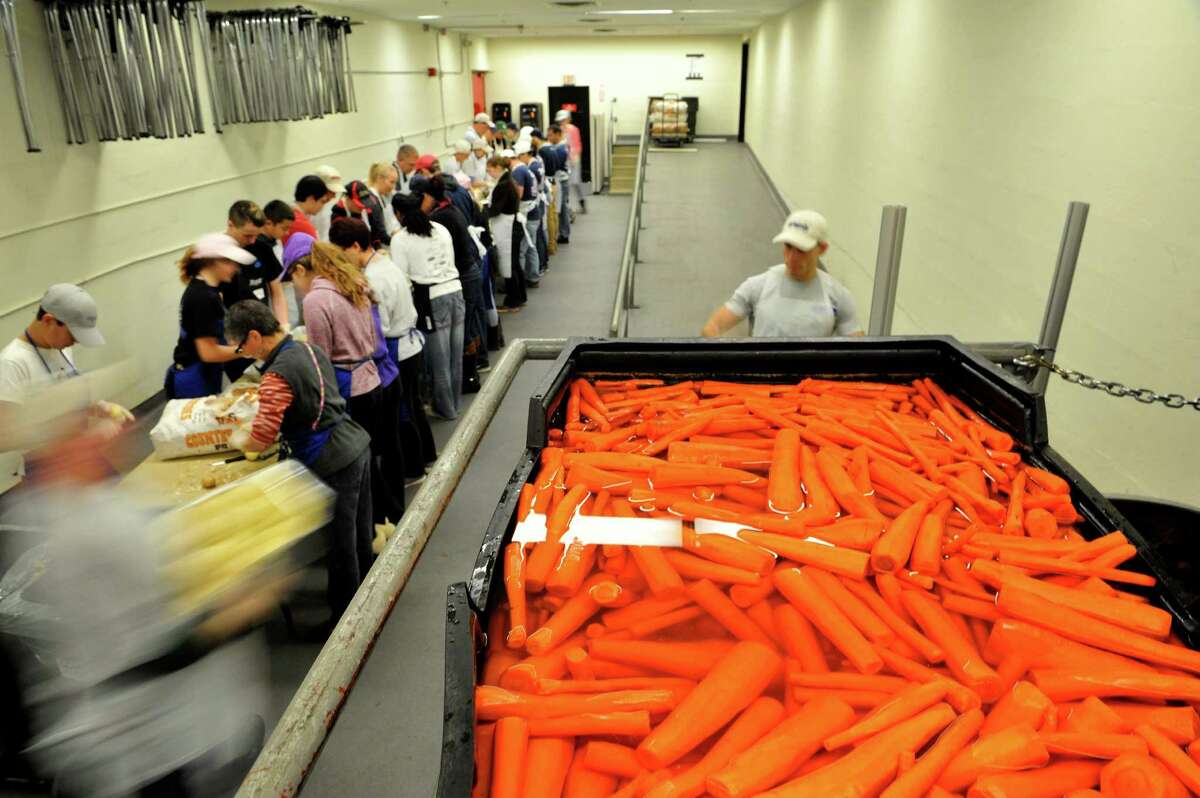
<box><xmin>218</xmin><ymin>235</ymin><xmax>284</xmax><ymax>308</ymax></box>
<box><xmin>173</xmin><ymin>279</ymin><xmax>226</xmax><ymax>367</ymax></box>
<box><xmin>430</xmin><ymin>204</ymin><xmax>479</xmax><ymax>276</ymax></box>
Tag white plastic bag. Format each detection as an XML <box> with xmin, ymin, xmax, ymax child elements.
<box><xmin>149</xmin><ymin>388</ymin><xmax>258</xmax><ymax>460</ymax></box>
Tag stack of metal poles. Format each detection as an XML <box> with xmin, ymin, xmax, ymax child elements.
<box><xmin>1</xmin><ymin>0</ymin><xmax>41</xmax><ymax>151</ymax></box>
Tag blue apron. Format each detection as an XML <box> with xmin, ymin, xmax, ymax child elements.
<box><xmin>165</xmin><ymin>322</ymin><xmax>225</xmax><ymax>399</ymax></box>
<box><xmin>277</xmin><ymin>340</ymin><xmax>336</xmax><ymax>468</ymax></box>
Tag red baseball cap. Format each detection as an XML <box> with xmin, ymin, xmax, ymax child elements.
<box><xmin>416</xmin><ymin>154</ymin><xmax>437</xmax><ymax>171</ymax></box>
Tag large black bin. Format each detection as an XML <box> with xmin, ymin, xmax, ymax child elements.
<box><xmin>436</xmin><ymin>336</ymin><xmax>1199</xmax><ymax>797</ymax></box>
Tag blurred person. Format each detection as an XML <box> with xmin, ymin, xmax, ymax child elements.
<box><xmin>0</xmin><ymin>285</ymin><xmax>131</xmax><ymax>497</ymax></box>
<box><xmin>288</xmin><ymin>175</ymin><xmax>332</xmax><ymax>243</ymax></box>
<box><xmin>313</xmin><ymin>165</ymin><xmax>345</xmax><ymax>241</ymax></box>
<box><xmin>331</xmin><ymin>179</ymin><xmax>391</xmax><ymax>250</ymax></box>
<box><xmin>410</xmin><ymin>177</ymin><xmax>484</xmax><ymax>394</ymax></box>
<box><xmin>486</xmin><ymin>155</ymin><xmax>525</xmax><ymax>312</ymax></box>
<box><xmin>10</xmin><ymin>418</ymin><xmax>272</xmax><ymax>797</ymax></box>
<box><xmin>224</xmin><ymin>200</ymin><xmax>263</xmax><ymax>247</ymax></box>
<box><xmin>389</xmin><ymin>193</ymin><xmax>463</xmax><ymax>420</ymax></box>
<box><xmin>225</xmin><ymin>300</ymin><xmax>374</xmax><ymax>623</ymax></box>
<box><xmin>222</xmin><ymin>200</ymin><xmax>291</xmax><ymax>327</ymax></box>
<box><xmin>556</xmin><ymin>109</ymin><xmax>585</xmax><ymax>215</ymax></box>
<box><xmin>440</xmin><ymin>173</ymin><xmax>494</xmax><ymax>372</ymax></box>
<box><xmin>465</xmin><ymin>112</ymin><xmax>490</xmax><ymax>144</ymax></box>
<box><xmin>414</xmin><ymin>154</ymin><xmax>438</xmax><ymax>178</ymax></box>
<box><xmin>367</xmin><ymin>163</ymin><xmax>401</xmax><ymax>237</ymax></box>
<box><xmin>702</xmin><ymin>211</ymin><xmax>864</xmax><ymax>338</ymax></box>
<box><xmin>330</xmin><ymin>218</ymin><xmax>435</xmax><ymax>476</ymax></box>
<box><xmin>166</xmin><ymin>235</ymin><xmax>255</xmax><ymax>399</ymax></box>
<box><xmin>548</xmin><ymin>125</ymin><xmax>572</xmax><ymax>243</ymax></box>
<box><xmin>391</xmin><ymin>144</ymin><xmax>420</xmax><ymax>201</ymax></box>
<box><xmin>443</xmin><ymin>139</ymin><xmax>476</xmax><ymax>183</ymax></box>
<box><xmin>511</xmin><ymin>140</ymin><xmax>544</xmax><ymax>286</ymax></box>
<box><xmin>470</xmin><ymin>139</ymin><xmax>492</xmax><ymax>184</ymax></box>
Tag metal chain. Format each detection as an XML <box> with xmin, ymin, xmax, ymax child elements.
<box><xmin>1014</xmin><ymin>354</ymin><xmax>1200</xmax><ymax>410</ymax></box>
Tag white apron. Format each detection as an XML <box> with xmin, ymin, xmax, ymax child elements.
<box><xmin>492</xmin><ymin>213</ymin><xmax>515</xmax><ymax>279</ymax></box>
<box><xmin>750</xmin><ymin>270</ymin><xmax>838</xmax><ymax>338</ymax></box>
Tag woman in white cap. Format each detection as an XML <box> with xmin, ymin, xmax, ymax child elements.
<box><xmin>702</xmin><ymin>210</ymin><xmax>863</xmax><ymax>338</ymax></box>
<box><xmin>167</xmin><ymin>234</ymin><xmax>257</xmax><ymax>399</ymax></box>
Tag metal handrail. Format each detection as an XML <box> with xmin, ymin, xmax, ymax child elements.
<box><xmin>237</xmin><ymin>337</ymin><xmax>567</xmax><ymax>798</ymax></box>
<box><xmin>608</xmin><ymin>100</ymin><xmax>652</xmax><ymax>337</ymax></box>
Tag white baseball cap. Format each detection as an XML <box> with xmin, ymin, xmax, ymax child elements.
<box><xmin>193</xmin><ymin>232</ymin><xmax>257</xmax><ymax>265</ymax></box>
<box><xmin>519</xmin><ymin>126</ymin><xmax>534</xmax><ymax>139</ymax></box>
<box><xmin>474</xmin><ymin>112</ymin><xmax>491</xmax><ymax>124</ymax></box>
<box><xmin>472</xmin><ymin>139</ymin><xmax>491</xmax><ymax>153</ymax></box>
<box><xmin>454</xmin><ymin>139</ymin><xmax>472</xmax><ymax>154</ymax></box>
<box><xmin>40</xmin><ymin>284</ymin><xmax>105</xmax><ymax>347</ymax></box>
<box><xmin>316</xmin><ymin>164</ymin><xmax>345</xmax><ymax>195</ymax></box>
<box><xmin>554</xmin><ymin>109</ymin><xmax>571</xmax><ymax>122</ymax></box>
<box><xmin>500</xmin><ymin>149</ymin><xmax>516</xmax><ymax>159</ymax></box>
<box><xmin>514</xmin><ymin>139</ymin><xmax>532</xmax><ymax>156</ymax></box>
<box><xmin>773</xmin><ymin>210</ymin><xmax>829</xmax><ymax>252</ymax></box>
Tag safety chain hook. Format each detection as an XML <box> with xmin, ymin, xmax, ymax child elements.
<box><xmin>1013</xmin><ymin>354</ymin><xmax>1200</xmax><ymax>410</ymax></box>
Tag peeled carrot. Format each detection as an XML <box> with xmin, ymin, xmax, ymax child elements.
<box><xmin>682</xmin><ymin>528</ymin><xmax>776</xmax><ymax>574</ymax></box>
<box><xmin>500</xmin><ymin>632</ymin><xmax>586</xmax><ymax>692</ymax></box>
<box><xmin>967</xmin><ymin>759</ymin><xmax>1102</xmax><ymax>798</ymax></box>
<box><xmin>823</xmin><ymin>680</ymin><xmax>949</xmax><ymax>750</ymax></box>
<box><xmin>768</xmin><ymin>428</ymin><xmax>804</xmax><ymax>514</ymax></box>
<box><xmin>563</xmin><ymin>746</ymin><xmax>617</xmax><ymax>798</ymax></box>
<box><xmin>602</xmin><ymin>595</ymin><xmax>691</xmax><ymax>630</ymax></box>
<box><xmin>526</xmin><ymin>578</ymin><xmax>605</xmax><ymax>655</ymax></box>
<box><xmin>534</xmin><ymin>677</ymin><xmax>694</xmax><ymax>695</ymax></box>
<box><xmin>911</xmin><ymin>498</ymin><xmax>953</xmax><ymax>576</ymax></box>
<box><xmin>662</xmin><ymin>549</ymin><xmax>761</xmax><ymax>586</ymax></box>
<box><xmin>871</xmin><ymin>498</ymin><xmax>931</xmax><ymax>573</ymax></box>
<box><xmin>490</xmin><ymin>716</ymin><xmax>529</xmax><ymax>798</ymax></box>
<box><xmin>773</xmin><ymin>603</ymin><xmax>829</xmax><ymax>672</ymax></box>
<box><xmin>880</xmin><ymin>708</ymin><xmax>984</xmax><ymax>798</ymax></box>
<box><xmin>547</xmin><ymin>542</ymin><xmax>599</xmax><ymax>598</ymax></box>
<box><xmin>790</xmin><ymin>687</ymin><xmax>891</xmax><ymax>708</ymax></box>
<box><xmin>797</xmin><ymin>444</ymin><xmax>840</xmax><ymax>523</ymax></box>
<box><xmin>1132</xmin><ymin>723</ymin><xmax>1200</xmax><ymax>794</ymax></box>
<box><xmin>816</xmin><ymin>448</ymin><xmax>885</xmax><ymax>520</ymax></box>
<box><xmin>637</xmin><ymin>641</ymin><xmax>781</xmax><ymax>770</ymax></box>
<box><xmin>1040</xmin><ymin>732</ymin><xmax>1147</xmax><ymax>759</ymax></box>
<box><xmin>587</xmin><ymin>639</ymin><xmax>735</xmax><ymax>681</ymax></box>
<box><xmin>643</xmin><ymin>697</ymin><xmax>784</xmax><ymax>798</ymax></box>
<box><xmin>979</xmin><ymin>680</ymin><xmax>1053</xmax><ymax>737</ymax></box>
<box><xmin>474</xmin><ymin>724</ymin><xmax>496</xmax><ymax>798</ymax></box>
<box><xmin>902</xmin><ymin>588</ymin><xmax>1002</xmax><ymax>699</ymax></box>
<box><xmin>994</xmin><ymin>569</ymin><xmax>1172</xmax><ymax>638</ymax></box>
<box><xmin>937</xmin><ymin>723</ymin><xmax>1049</xmax><ymax>791</ymax></box>
<box><xmin>803</xmin><ymin>567</ymin><xmax>894</xmax><ymax>645</ymax></box>
<box><xmin>624</xmin><ymin>606</ymin><xmax>704</xmax><ymax>639</ymax></box>
<box><xmin>1100</xmin><ymin>753</ymin><xmax>1190</xmax><ymax>798</ymax></box>
<box><xmin>503</xmin><ymin>543</ymin><xmax>529</xmax><ymax>648</ymax></box>
<box><xmin>739</xmin><ymin>531</ymin><xmax>870</xmax><ymax>579</ymax></box>
<box><xmin>758</xmin><ymin>703</ymin><xmax>956</xmax><ymax>798</ymax></box>
<box><xmin>584</xmin><ymin>740</ymin><xmax>644</xmax><ymax>778</ymax></box>
<box><xmin>1031</xmin><ymin>669</ymin><xmax>1200</xmax><ymax>704</ymax></box>
<box><xmin>629</xmin><ymin>546</ymin><xmax>686</xmax><ymax>597</ymax></box>
<box><xmin>1026</xmin><ymin>465</ymin><xmax>1070</xmax><ymax>494</ymax></box>
<box><xmin>522</xmin><ymin>736</ymin><xmax>575</xmax><ymax>798</ymax></box>
<box><xmin>774</xmin><ymin>566</ymin><xmax>883</xmax><ymax>674</ymax></box>
<box><xmin>476</xmin><ymin>685</ymin><xmax>685</xmax><ymax>720</ymax></box>
<box><xmin>707</xmin><ymin>695</ymin><xmax>856</xmax><ymax>798</ymax></box>
<box><xmin>685</xmin><ymin>579</ymin><xmax>774</xmax><ymax>646</ymax></box>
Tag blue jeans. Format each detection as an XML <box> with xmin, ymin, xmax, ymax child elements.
<box><xmin>521</xmin><ymin>217</ymin><xmax>543</xmax><ymax>283</ymax></box>
<box><xmin>423</xmin><ymin>290</ymin><xmax>465</xmax><ymax>419</ymax></box>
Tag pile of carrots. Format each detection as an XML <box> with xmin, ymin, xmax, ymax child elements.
<box><xmin>473</xmin><ymin>376</ymin><xmax>1200</xmax><ymax>797</ymax></box>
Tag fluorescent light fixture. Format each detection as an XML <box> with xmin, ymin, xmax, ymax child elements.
<box><xmin>417</xmin><ymin>14</ymin><xmax>442</xmax><ymax>20</ymax></box>
<box><xmin>595</xmin><ymin>9</ymin><xmax>675</xmax><ymax>15</ymax></box>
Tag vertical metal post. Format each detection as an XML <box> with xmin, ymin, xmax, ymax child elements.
<box><xmin>1033</xmin><ymin>201</ymin><xmax>1089</xmax><ymax>395</ymax></box>
<box><xmin>867</xmin><ymin>205</ymin><xmax>907</xmax><ymax>336</ymax></box>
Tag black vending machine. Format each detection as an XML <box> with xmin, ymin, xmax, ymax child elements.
<box><xmin>548</xmin><ymin>85</ymin><xmax>591</xmax><ymax>184</ymax></box>
<box><xmin>519</xmin><ymin>103</ymin><xmax>544</xmax><ymax>130</ymax></box>
<box><xmin>490</xmin><ymin>103</ymin><xmax>513</xmax><ymax>125</ymax></box>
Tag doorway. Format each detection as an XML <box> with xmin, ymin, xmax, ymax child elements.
<box><xmin>737</xmin><ymin>42</ymin><xmax>749</xmax><ymax>142</ymax></box>
<box><xmin>472</xmin><ymin>72</ymin><xmax>486</xmax><ymax>116</ymax></box>
<box><xmin>548</xmin><ymin>85</ymin><xmax>592</xmax><ymax>183</ymax></box>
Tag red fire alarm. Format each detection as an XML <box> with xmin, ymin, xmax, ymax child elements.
<box><xmin>428</xmin><ymin>67</ymin><xmax>438</xmax><ymax>77</ymax></box>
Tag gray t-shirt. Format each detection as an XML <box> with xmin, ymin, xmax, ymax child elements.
<box><xmin>726</xmin><ymin>264</ymin><xmax>862</xmax><ymax>338</ymax></box>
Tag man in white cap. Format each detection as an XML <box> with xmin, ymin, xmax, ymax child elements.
<box><xmin>0</xmin><ymin>284</ymin><xmax>132</xmax><ymax>495</ymax></box>
<box><xmin>443</xmin><ymin>139</ymin><xmax>478</xmax><ymax>183</ymax></box>
<box><xmin>313</xmin><ymin>164</ymin><xmax>345</xmax><ymax>241</ymax></box>
<box><xmin>470</xmin><ymin>138</ymin><xmax>492</xmax><ymax>184</ymax></box>
<box><xmin>555</xmin><ymin>109</ymin><xmax>586</xmax><ymax>215</ymax></box>
<box><xmin>466</xmin><ymin>112</ymin><xmax>491</xmax><ymax>145</ymax></box>
<box><xmin>511</xmin><ymin>140</ymin><xmax>545</xmax><ymax>286</ymax></box>
<box><xmin>702</xmin><ymin>211</ymin><xmax>863</xmax><ymax>338</ymax></box>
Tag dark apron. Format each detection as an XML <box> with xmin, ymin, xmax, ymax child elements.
<box><xmin>277</xmin><ymin>340</ymin><xmax>337</xmax><ymax>468</ymax></box>
<box><xmin>164</xmin><ymin>322</ymin><xmax>225</xmax><ymax>399</ymax></box>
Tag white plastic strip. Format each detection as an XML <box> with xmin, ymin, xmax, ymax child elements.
<box><xmin>512</xmin><ymin>513</ymin><xmax>836</xmax><ymax>549</ymax></box>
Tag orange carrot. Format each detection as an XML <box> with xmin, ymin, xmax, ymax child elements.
<box><xmin>994</xmin><ymin>569</ymin><xmax>1172</xmax><ymax>638</ymax></box>
<box><xmin>526</xmin><ymin>578</ymin><xmax>605</xmax><ymax>655</ymax></box>
<box><xmin>504</xmin><ymin>543</ymin><xmax>529</xmax><ymax>648</ymax></box>
<box><xmin>1026</xmin><ymin>465</ymin><xmax>1070</xmax><ymax>494</ymax></box>
<box><xmin>823</xmin><ymin>680</ymin><xmax>949</xmax><ymax>750</ymax></box>
<box><xmin>547</xmin><ymin>542</ymin><xmax>599</xmax><ymax>598</ymax></box>
<box><xmin>1100</xmin><ymin>753</ymin><xmax>1190</xmax><ymax>798</ymax></box>
<box><xmin>662</xmin><ymin>549</ymin><xmax>762</xmax><ymax>586</ymax></box>
<box><xmin>685</xmin><ymin>579</ymin><xmax>775</xmax><ymax>646</ymax></box>
<box><xmin>937</xmin><ymin>723</ymin><xmax>1049</xmax><ymax>791</ymax></box>
<box><xmin>817</xmin><ymin>448</ymin><xmax>885</xmax><ymax>520</ymax></box>
<box><xmin>1133</xmin><ymin>723</ymin><xmax>1200</xmax><ymax>794</ymax></box>
<box><xmin>1030</xmin><ymin>669</ymin><xmax>1200</xmax><ymax>704</ymax></box>
<box><xmin>902</xmin><ymin>589</ymin><xmax>1002</xmax><ymax>699</ymax></box>
<box><xmin>563</xmin><ymin>746</ymin><xmax>617</xmax><ymax>798</ymax></box>
<box><xmin>798</xmin><ymin>444</ymin><xmax>840</xmax><ymax>523</ymax></box>
<box><xmin>1040</xmin><ymin>732</ymin><xmax>1148</xmax><ymax>759</ymax></box>
<box><xmin>789</xmin><ymin>671</ymin><xmax>906</xmax><ymax>691</ymax></box>
<box><xmin>774</xmin><ymin>566</ymin><xmax>882</xmax><ymax>674</ymax></box>
<box><xmin>739</xmin><ymin>531</ymin><xmax>870</xmax><ymax>579</ymax></box>
<box><xmin>790</xmin><ymin>687</ymin><xmax>891</xmax><ymax>708</ymax></box>
<box><xmin>839</xmin><ymin>578</ymin><xmax>944</xmax><ymax>662</ymax></box>
<box><xmin>880</xmin><ymin>708</ymin><xmax>984</xmax><ymax>798</ymax></box>
<box><xmin>476</xmin><ymin>685</ymin><xmax>687</xmax><ymax>721</ymax></box>
<box><xmin>768</xmin><ymin>428</ymin><xmax>804</xmax><ymax>513</ymax></box>
<box><xmin>758</xmin><ymin>703</ymin><xmax>956</xmax><ymax>798</ymax></box>
<box><xmin>587</xmin><ymin>639</ymin><xmax>736</xmax><ymax>681</ymax></box>
<box><xmin>996</xmin><ymin>587</ymin><xmax>1200</xmax><ymax>674</ymax></box>
<box><xmin>637</xmin><ymin>641</ymin><xmax>781</xmax><ymax>770</ymax></box>
<box><xmin>584</xmin><ymin>741</ymin><xmax>644</xmax><ymax>778</ymax></box>
<box><xmin>499</xmin><ymin>632</ymin><xmax>586</xmax><ymax>692</ymax></box>
<box><xmin>875</xmin><ymin>409</ymin><xmax>940</xmax><ymax>480</ymax></box>
<box><xmin>980</xmin><ymin>680</ymin><xmax>1053</xmax><ymax>737</ymax></box>
<box><xmin>1101</xmin><ymin>704</ymin><xmax>1200</xmax><ymax>745</ymax></box>
<box><xmin>625</xmin><ymin>606</ymin><xmax>705</xmax><ymax>639</ymax></box>
<box><xmin>682</xmin><ymin>529</ymin><xmax>776</xmax><ymax>574</ymax></box>
<box><xmin>517</xmin><ymin>483</ymin><xmax>536</xmax><ymax>523</ymax></box>
<box><xmin>911</xmin><ymin>498</ymin><xmax>953</xmax><ymax>576</ymax></box>
<box><xmin>564</xmin><ymin>647</ymin><xmax>595</xmax><ymax>681</ymax></box>
<box><xmin>1060</xmin><ymin>697</ymin><xmax>1126</xmax><ymax>736</ymax></box>
<box><xmin>474</xmin><ymin>723</ymin><xmax>496</xmax><ymax>798</ymax></box>
<box><xmin>805</xmin><ymin>518</ymin><xmax>886</xmax><ymax>550</ymax></box>
<box><xmin>643</xmin><ymin>697</ymin><xmax>784</xmax><ymax>798</ymax></box>
<box><xmin>629</xmin><ymin>546</ymin><xmax>686</xmax><ymax>597</ymax></box>
<box><xmin>650</xmin><ymin>462</ymin><xmax>763</xmax><ymax>488</ymax></box>
<box><xmin>707</xmin><ymin>695</ymin><xmax>856</xmax><ymax>798</ymax></box>
<box><xmin>803</xmin><ymin>567</ymin><xmax>895</xmax><ymax>645</ymax></box>
<box><xmin>730</xmin><ymin>575</ymin><xmax>776</xmax><ymax>608</ymax></box>
<box><xmin>967</xmin><ymin>759</ymin><xmax>1102</xmax><ymax>798</ymax></box>
<box><xmin>641</xmin><ymin>411</ymin><xmax>718</xmax><ymax>457</ymax></box>
<box><xmin>871</xmin><ymin>498</ymin><xmax>932</xmax><ymax>573</ymax></box>
<box><xmin>602</xmin><ymin>595</ymin><xmax>692</xmax><ymax>630</ymax></box>
<box><xmin>533</xmin><ymin>677</ymin><xmax>695</xmax><ymax>696</ymax></box>
<box><xmin>491</xmin><ymin>716</ymin><xmax>529</xmax><ymax>798</ymax></box>
<box><xmin>774</xmin><ymin>603</ymin><xmax>829</xmax><ymax>672</ymax></box>
<box><xmin>522</xmin><ymin>736</ymin><xmax>575</xmax><ymax>798</ymax></box>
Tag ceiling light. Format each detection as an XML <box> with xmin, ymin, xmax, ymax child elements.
<box><xmin>417</xmin><ymin>14</ymin><xmax>441</xmax><ymax>20</ymax></box>
<box><xmin>596</xmin><ymin>9</ymin><xmax>675</xmax><ymax>15</ymax></box>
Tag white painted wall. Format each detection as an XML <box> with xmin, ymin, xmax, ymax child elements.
<box><xmin>0</xmin><ymin>2</ymin><xmax>474</xmax><ymax>408</ymax></box>
<box><xmin>484</xmin><ymin>35</ymin><xmax>744</xmax><ymax>137</ymax></box>
<box><xmin>746</xmin><ymin>0</ymin><xmax>1200</xmax><ymax>506</ymax></box>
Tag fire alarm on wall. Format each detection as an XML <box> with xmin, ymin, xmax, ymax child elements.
<box><xmin>428</xmin><ymin>67</ymin><xmax>438</xmax><ymax>77</ymax></box>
